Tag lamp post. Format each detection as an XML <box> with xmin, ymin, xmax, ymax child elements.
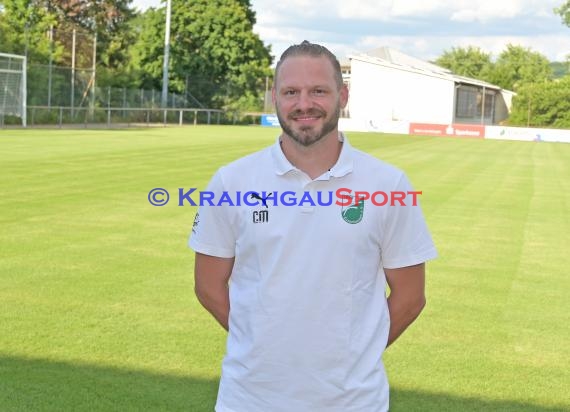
<box><xmin>161</xmin><ymin>0</ymin><xmax>172</xmax><ymax>122</ymax></box>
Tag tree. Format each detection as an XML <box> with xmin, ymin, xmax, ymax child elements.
<box><xmin>508</xmin><ymin>76</ymin><xmax>570</xmax><ymax>128</ymax></box>
<box><xmin>46</xmin><ymin>0</ymin><xmax>136</xmax><ymax>71</ymax></box>
<box><xmin>0</xmin><ymin>0</ymin><xmax>136</xmax><ymax>81</ymax></box>
<box><xmin>0</xmin><ymin>6</ymin><xmax>12</xmax><ymax>52</ymax></box>
<box><xmin>433</xmin><ymin>42</ymin><xmax>566</xmax><ymax>127</ymax></box>
<box><xmin>128</xmin><ymin>0</ymin><xmax>272</xmax><ymax>110</ymax></box>
<box><xmin>434</xmin><ymin>46</ymin><xmax>493</xmax><ymax>80</ymax></box>
<box><xmin>0</xmin><ymin>0</ymin><xmax>56</xmax><ymax>61</ymax></box>
<box><xmin>47</xmin><ymin>0</ymin><xmax>133</xmax><ymax>34</ymax></box>
<box><xmin>556</xmin><ymin>1</ymin><xmax>570</xmax><ymax>68</ymax></box>
<box><xmin>126</xmin><ymin>8</ymin><xmax>164</xmax><ymax>91</ymax></box>
<box><xmin>550</xmin><ymin>61</ymin><xmax>570</xmax><ymax>78</ymax></box>
<box><xmin>435</xmin><ymin>44</ymin><xmax>553</xmax><ymax>92</ymax></box>
<box><xmin>555</xmin><ymin>1</ymin><xmax>570</xmax><ymax>26</ymax></box>
<box><xmin>489</xmin><ymin>44</ymin><xmax>552</xmax><ymax>91</ymax></box>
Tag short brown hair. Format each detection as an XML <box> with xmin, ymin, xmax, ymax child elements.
<box><xmin>274</xmin><ymin>40</ymin><xmax>343</xmax><ymax>89</ymax></box>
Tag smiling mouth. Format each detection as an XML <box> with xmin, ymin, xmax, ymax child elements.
<box><xmin>289</xmin><ymin>110</ymin><xmax>324</xmax><ymax>122</ymax></box>
<box><xmin>293</xmin><ymin>115</ymin><xmax>320</xmax><ymax>121</ymax></box>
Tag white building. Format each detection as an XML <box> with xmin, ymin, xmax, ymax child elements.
<box><xmin>341</xmin><ymin>47</ymin><xmax>514</xmax><ymax>131</ymax></box>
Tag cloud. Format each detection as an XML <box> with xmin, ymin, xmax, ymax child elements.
<box><xmin>251</xmin><ymin>0</ymin><xmax>569</xmax><ymax>62</ymax></box>
<box><xmin>352</xmin><ymin>33</ymin><xmax>570</xmax><ymax>62</ymax></box>
<box><xmin>133</xmin><ymin>0</ymin><xmax>570</xmax><ymax>62</ymax></box>
<box><xmin>132</xmin><ymin>0</ymin><xmax>161</xmax><ymax>11</ymax></box>
<box><xmin>337</xmin><ymin>0</ymin><xmax>554</xmax><ymax>21</ymax></box>
<box><xmin>254</xmin><ymin>0</ymin><xmax>562</xmax><ymax>24</ymax></box>
<box><xmin>337</xmin><ymin>1</ymin><xmax>397</xmax><ymax>21</ymax></box>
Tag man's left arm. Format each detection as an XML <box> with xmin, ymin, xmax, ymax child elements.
<box><xmin>385</xmin><ymin>263</ymin><xmax>426</xmax><ymax>347</ymax></box>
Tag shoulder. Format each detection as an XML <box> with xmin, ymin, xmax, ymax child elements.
<box><xmin>220</xmin><ymin>145</ymin><xmax>273</xmax><ymax>175</ymax></box>
<box><xmin>211</xmin><ymin>144</ymin><xmax>274</xmax><ymax>189</ymax></box>
<box><xmin>350</xmin><ymin>146</ymin><xmax>405</xmax><ymax>181</ymax></box>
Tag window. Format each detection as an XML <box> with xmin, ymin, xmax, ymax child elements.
<box><xmin>456</xmin><ymin>85</ymin><xmax>495</xmax><ymax>122</ymax></box>
<box><xmin>456</xmin><ymin>87</ymin><xmax>478</xmax><ymax>118</ymax></box>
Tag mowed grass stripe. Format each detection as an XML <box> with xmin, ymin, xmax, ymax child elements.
<box><xmin>1</xmin><ymin>127</ymin><xmax>568</xmax><ymax>411</ymax></box>
<box><xmin>347</xmin><ymin>134</ymin><xmax>569</xmax><ymax>409</ymax></box>
<box><xmin>390</xmin><ymin>141</ymin><xmax>567</xmax><ymax>410</ymax></box>
<box><xmin>499</xmin><ymin>141</ymin><xmax>570</xmax><ymax>404</ymax></box>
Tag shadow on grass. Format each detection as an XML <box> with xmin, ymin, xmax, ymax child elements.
<box><xmin>0</xmin><ymin>354</ymin><xmax>566</xmax><ymax>411</ymax></box>
<box><xmin>0</xmin><ymin>354</ymin><xmax>218</xmax><ymax>411</ymax></box>
<box><xmin>390</xmin><ymin>387</ymin><xmax>567</xmax><ymax>412</ymax></box>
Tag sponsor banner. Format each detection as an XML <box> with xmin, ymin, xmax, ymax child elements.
<box><xmin>486</xmin><ymin>126</ymin><xmax>570</xmax><ymax>143</ymax></box>
<box><xmin>410</xmin><ymin>123</ymin><xmax>485</xmax><ymax>138</ymax></box>
<box><xmin>339</xmin><ymin>118</ymin><xmax>410</xmax><ymax>134</ymax></box>
<box><xmin>261</xmin><ymin>114</ymin><xmax>280</xmax><ymax>127</ymax></box>
<box><xmin>368</xmin><ymin>119</ymin><xmax>411</xmax><ymax>135</ymax></box>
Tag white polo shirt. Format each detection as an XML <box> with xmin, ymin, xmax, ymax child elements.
<box><xmin>189</xmin><ymin>134</ymin><xmax>437</xmax><ymax>412</ymax></box>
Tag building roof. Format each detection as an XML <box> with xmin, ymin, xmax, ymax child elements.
<box><xmin>364</xmin><ymin>46</ymin><xmax>451</xmax><ymax>74</ymax></box>
<box><xmin>348</xmin><ymin>47</ymin><xmax>505</xmax><ymax>91</ymax></box>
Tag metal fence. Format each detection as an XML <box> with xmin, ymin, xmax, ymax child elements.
<box><xmin>0</xmin><ymin>58</ymin><xmax>274</xmax><ymax>127</ymax></box>
<box><xmin>24</xmin><ymin>106</ymin><xmax>233</xmax><ymax>128</ymax></box>
<box><xmin>2</xmin><ymin>24</ymin><xmax>276</xmax><ymax>127</ymax></box>
<box><xmin>27</xmin><ymin>63</ymin><xmax>200</xmax><ymax>110</ymax></box>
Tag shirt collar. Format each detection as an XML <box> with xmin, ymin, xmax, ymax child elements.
<box><xmin>271</xmin><ymin>132</ymin><xmax>354</xmax><ymax>178</ymax></box>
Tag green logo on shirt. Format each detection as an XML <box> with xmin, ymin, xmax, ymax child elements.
<box><xmin>342</xmin><ymin>199</ymin><xmax>364</xmax><ymax>224</ymax></box>
<box><xmin>192</xmin><ymin>212</ymin><xmax>199</xmax><ymax>234</ymax></box>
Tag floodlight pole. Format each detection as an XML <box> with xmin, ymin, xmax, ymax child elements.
<box><xmin>71</xmin><ymin>28</ymin><xmax>76</xmax><ymax>118</ymax></box>
<box><xmin>480</xmin><ymin>86</ymin><xmax>486</xmax><ymax>125</ymax></box>
<box><xmin>91</xmin><ymin>33</ymin><xmax>97</xmax><ymax>118</ymax></box>
<box><xmin>22</xmin><ymin>54</ymin><xmax>27</xmax><ymax>127</ymax></box>
<box><xmin>161</xmin><ymin>0</ymin><xmax>172</xmax><ymax>122</ymax></box>
<box><xmin>48</xmin><ymin>26</ymin><xmax>53</xmax><ymax>109</ymax></box>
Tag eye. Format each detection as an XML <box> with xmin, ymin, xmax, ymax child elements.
<box><xmin>313</xmin><ymin>88</ymin><xmax>327</xmax><ymax>96</ymax></box>
<box><xmin>283</xmin><ymin>89</ymin><xmax>297</xmax><ymax>96</ymax></box>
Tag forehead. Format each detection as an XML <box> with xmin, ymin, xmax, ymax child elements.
<box><xmin>276</xmin><ymin>55</ymin><xmax>337</xmax><ymax>88</ymax></box>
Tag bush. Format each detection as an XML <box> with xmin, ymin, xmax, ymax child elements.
<box><xmin>508</xmin><ymin>76</ymin><xmax>570</xmax><ymax>128</ymax></box>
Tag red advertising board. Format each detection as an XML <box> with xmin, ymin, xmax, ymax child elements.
<box><xmin>409</xmin><ymin>123</ymin><xmax>485</xmax><ymax>138</ymax></box>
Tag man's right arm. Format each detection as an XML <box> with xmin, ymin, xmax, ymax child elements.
<box><xmin>194</xmin><ymin>252</ymin><xmax>234</xmax><ymax>331</ymax></box>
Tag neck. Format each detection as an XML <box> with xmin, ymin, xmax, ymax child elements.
<box><xmin>280</xmin><ymin>131</ymin><xmax>342</xmax><ymax>179</ymax></box>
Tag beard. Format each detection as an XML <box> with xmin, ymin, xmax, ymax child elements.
<box><xmin>276</xmin><ymin>103</ymin><xmax>341</xmax><ymax>147</ymax></box>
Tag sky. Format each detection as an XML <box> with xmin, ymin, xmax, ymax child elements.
<box><xmin>131</xmin><ymin>0</ymin><xmax>570</xmax><ymax>64</ymax></box>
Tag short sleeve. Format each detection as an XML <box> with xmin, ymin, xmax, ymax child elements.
<box><xmin>188</xmin><ymin>170</ymin><xmax>236</xmax><ymax>258</ymax></box>
<box><xmin>380</xmin><ymin>173</ymin><xmax>437</xmax><ymax>269</ymax></box>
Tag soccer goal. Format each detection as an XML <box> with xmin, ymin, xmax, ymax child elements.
<box><xmin>0</xmin><ymin>53</ymin><xmax>27</xmax><ymax>127</ymax></box>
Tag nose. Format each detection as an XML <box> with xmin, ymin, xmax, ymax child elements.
<box><xmin>296</xmin><ymin>90</ymin><xmax>313</xmax><ymax>111</ymax></box>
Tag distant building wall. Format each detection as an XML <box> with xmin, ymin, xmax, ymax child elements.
<box><xmin>348</xmin><ymin>57</ymin><xmax>455</xmax><ymax>126</ymax></box>
<box><xmin>495</xmin><ymin>90</ymin><xmax>515</xmax><ymax>124</ymax></box>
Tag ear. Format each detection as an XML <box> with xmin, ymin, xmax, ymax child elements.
<box><xmin>271</xmin><ymin>85</ymin><xmax>277</xmax><ymax>106</ymax></box>
<box><xmin>339</xmin><ymin>84</ymin><xmax>349</xmax><ymax>109</ymax></box>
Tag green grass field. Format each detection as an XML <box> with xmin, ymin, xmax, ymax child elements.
<box><xmin>1</xmin><ymin>126</ymin><xmax>569</xmax><ymax>411</ymax></box>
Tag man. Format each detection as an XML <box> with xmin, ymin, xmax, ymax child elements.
<box><xmin>189</xmin><ymin>41</ymin><xmax>437</xmax><ymax>412</ymax></box>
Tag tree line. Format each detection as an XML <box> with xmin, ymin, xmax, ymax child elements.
<box><xmin>411</xmin><ymin>2</ymin><xmax>570</xmax><ymax>128</ymax></box>
<box><xmin>0</xmin><ymin>0</ymin><xmax>273</xmax><ymax>112</ymax></box>
<box><xmin>1</xmin><ymin>0</ymin><xmax>569</xmax><ymax>126</ymax></box>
